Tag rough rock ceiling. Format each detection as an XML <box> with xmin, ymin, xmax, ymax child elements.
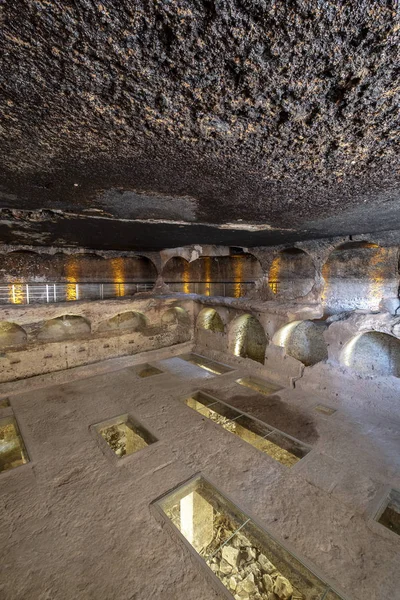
<box><xmin>0</xmin><ymin>1</ymin><xmax>399</xmax><ymax>250</ymax></box>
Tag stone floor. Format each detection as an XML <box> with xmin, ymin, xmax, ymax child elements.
<box><xmin>0</xmin><ymin>345</ymin><xmax>400</xmax><ymax>600</ymax></box>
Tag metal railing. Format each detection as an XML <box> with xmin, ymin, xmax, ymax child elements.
<box><xmin>0</xmin><ymin>279</ymin><xmax>279</xmax><ymax>305</ymax></box>
<box><xmin>165</xmin><ymin>281</ymin><xmax>257</xmax><ymax>297</ymax></box>
<box><xmin>0</xmin><ymin>281</ymin><xmax>155</xmax><ymax>305</ymax></box>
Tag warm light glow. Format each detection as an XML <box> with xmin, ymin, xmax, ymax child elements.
<box><xmin>110</xmin><ymin>258</ymin><xmax>125</xmax><ymax>297</ymax></box>
<box><xmin>232</xmin><ymin>314</ymin><xmax>250</xmax><ymax>357</ymax></box>
<box><xmin>203</xmin><ymin>257</ymin><xmax>211</xmax><ymax>296</ymax></box>
<box><xmin>232</xmin><ymin>255</ymin><xmax>243</xmax><ymax>298</ymax></box>
<box><xmin>273</xmin><ymin>320</ymin><xmax>302</xmax><ymax>347</ymax></box>
<box><xmin>268</xmin><ymin>256</ymin><xmax>280</xmax><ymax>294</ymax></box>
<box><xmin>65</xmin><ymin>257</ymin><xmax>79</xmax><ymax>301</ymax></box>
<box><xmin>322</xmin><ymin>244</ymin><xmax>386</xmax><ymax>310</ymax></box>
<box><xmin>197</xmin><ymin>308</ymin><xmax>224</xmax><ymax>333</ymax></box>
<box><xmin>321</xmin><ymin>260</ymin><xmax>330</xmax><ymax>304</ymax></box>
<box><xmin>9</xmin><ymin>284</ymin><xmax>24</xmax><ymax>304</ymax></box>
<box><xmin>182</xmin><ymin>259</ymin><xmax>190</xmax><ymax>294</ymax></box>
<box><xmin>180</xmin><ymin>492</ymin><xmax>195</xmax><ymax>544</ymax></box>
<box><xmin>340</xmin><ymin>333</ymin><xmax>362</xmax><ymax>367</ymax></box>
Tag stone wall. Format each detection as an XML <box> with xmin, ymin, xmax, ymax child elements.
<box><xmin>0</xmin><ymin>297</ymin><xmax>194</xmax><ymax>383</ymax></box>
<box><xmin>0</xmin><ymin>249</ymin><xmax>158</xmax><ymax>283</ymax></box>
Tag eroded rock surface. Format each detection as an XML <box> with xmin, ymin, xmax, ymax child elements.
<box><xmin>0</xmin><ymin>2</ymin><xmax>399</xmax><ymax>248</ymax></box>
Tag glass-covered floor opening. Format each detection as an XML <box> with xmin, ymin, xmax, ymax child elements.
<box><xmin>155</xmin><ymin>476</ymin><xmax>347</xmax><ymax>600</ymax></box>
<box><xmin>0</xmin><ymin>416</ymin><xmax>29</xmax><ymax>473</ymax></box>
<box><xmin>93</xmin><ymin>415</ymin><xmax>157</xmax><ymax>458</ymax></box>
<box><xmin>236</xmin><ymin>376</ymin><xmax>283</xmax><ymax>396</ymax></box>
<box><xmin>180</xmin><ymin>353</ymin><xmax>234</xmax><ymax>375</ymax></box>
<box><xmin>375</xmin><ymin>488</ymin><xmax>400</xmax><ymax>537</ymax></box>
<box><xmin>185</xmin><ymin>392</ymin><xmax>310</xmax><ymax>467</ymax></box>
<box><xmin>314</xmin><ymin>404</ymin><xmax>337</xmax><ymax>417</ymax></box>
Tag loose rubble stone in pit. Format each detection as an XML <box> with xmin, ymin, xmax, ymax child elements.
<box><xmin>208</xmin><ymin>529</ymin><xmax>318</xmax><ymax>599</ymax></box>
<box><xmin>95</xmin><ymin>416</ymin><xmax>157</xmax><ymax>458</ymax></box>
<box><xmin>0</xmin><ymin>416</ymin><xmax>29</xmax><ymax>473</ymax></box>
<box><xmin>157</xmin><ymin>476</ymin><xmax>345</xmax><ymax>600</ymax></box>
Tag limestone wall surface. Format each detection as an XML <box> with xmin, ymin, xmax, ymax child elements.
<box><xmin>0</xmin><ymin>297</ymin><xmax>194</xmax><ymax>382</ymax></box>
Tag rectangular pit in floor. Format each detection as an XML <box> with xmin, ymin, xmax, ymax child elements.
<box><xmin>236</xmin><ymin>376</ymin><xmax>283</xmax><ymax>396</ymax></box>
<box><xmin>314</xmin><ymin>404</ymin><xmax>337</xmax><ymax>416</ymax></box>
<box><xmin>0</xmin><ymin>416</ymin><xmax>29</xmax><ymax>473</ymax></box>
<box><xmin>134</xmin><ymin>363</ymin><xmax>164</xmax><ymax>378</ymax></box>
<box><xmin>154</xmin><ymin>475</ymin><xmax>347</xmax><ymax>600</ymax></box>
<box><xmin>180</xmin><ymin>353</ymin><xmax>234</xmax><ymax>375</ymax></box>
<box><xmin>184</xmin><ymin>392</ymin><xmax>310</xmax><ymax>467</ymax></box>
<box><xmin>93</xmin><ymin>414</ymin><xmax>157</xmax><ymax>459</ymax></box>
<box><xmin>375</xmin><ymin>488</ymin><xmax>400</xmax><ymax>537</ymax></box>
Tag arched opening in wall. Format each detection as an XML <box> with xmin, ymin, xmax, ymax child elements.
<box><xmin>322</xmin><ymin>242</ymin><xmax>393</xmax><ymax>316</ymax></box>
<box><xmin>229</xmin><ymin>314</ymin><xmax>267</xmax><ymax>364</ymax></box>
<box><xmin>163</xmin><ymin>254</ymin><xmax>262</xmax><ymax>297</ymax></box>
<box><xmin>268</xmin><ymin>249</ymin><xmax>315</xmax><ymax>299</ymax></box>
<box><xmin>161</xmin><ymin>307</ymin><xmax>191</xmax><ymax>327</ymax></box>
<box><xmin>1</xmin><ymin>252</ymin><xmax>60</xmax><ymax>304</ymax></box>
<box><xmin>0</xmin><ymin>254</ymin><xmax>158</xmax><ymax>306</ymax></box>
<box><xmin>341</xmin><ymin>331</ymin><xmax>400</xmax><ymax>377</ymax></box>
<box><xmin>63</xmin><ymin>255</ymin><xmax>157</xmax><ymax>299</ymax></box>
<box><xmin>161</xmin><ymin>307</ymin><xmax>191</xmax><ymax>343</ymax></box>
<box><xmin>98</xmin><ymin>311</ymin><xmax>147</xmax><ymax>333</ymax></box>
<box><xmin>163</xmin><ymin>258</ymin><xmax>192</xmax><ymax>294</ymax></box>
<box><xmin>196</xmin><ymin>308</ymin><xmax>224</xmax><ymax>333</ymax></box>
<box><xmin>106</xmin><ymin>256</ymin><xmax>157</xmax><ymax>297</ymax></box>
<box><xmin>37</xmin><ymin>315</ymin><xmax>91</xmax><ymax>342</ymax></box>
<box><xmin>273</xmin><ymin>320</ymin><xmax>328</xmax><ymax>366</ymax></box>
<box><xmin>66</xmin><ymin>254</ymin><xmax>108</xmax><ymax>283</ymax></box>
<box><xmin>0</xmin><ymin>322</ymin><xmax>27</xmax><ymax>348</ymax></box>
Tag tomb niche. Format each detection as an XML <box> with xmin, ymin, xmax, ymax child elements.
<box><xmin>273</xmin><ymin>320</ymin><xmax>328</xmax><ymax>366</ymax></box>
<box><xmin>196</xmin><ymin>308</ymin><xmax>224</xmax><ymax>333</ymax></box>
<box><xmin>341</xmin><ymin>331</ymin><xmax>400</xmax><ymax>377</ymax></box>
<box><xmin>98</xmin><ymin>311</ymin><xmax>147</xmax><ymax>333</ymax></box>
<box><xmin>0</xmin><ymin>322</ymin><xmax>27</xmax><ymax>348</ymax></box>
<box><xmin>37</xmin><ymin>315</ymin><xmax>91</xmax><ymax>342</ymax></box>
<box><xmin>229</xmin><ymin>314</ymin><xmax>267</xmax><ymax>364</ymax></box>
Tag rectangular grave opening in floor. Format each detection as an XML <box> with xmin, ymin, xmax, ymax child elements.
<box><xmin>0</xmin><ymin>416</ymin><xmax>29</xmax><ymax>473</ymax></box>
<box><xmin>375</xmin><ymin>488</ymin><xmax>400</xmax><ymax>537</ymax></box>
<box><xmin>134</xmin><ymin>363</ymin><xmax>164</xmax><ymax>378</ymax></box>
<box><xmin>180</xmin><ymin>353</ymin><xmax>234</xmax><ymax>375</ymax></box>
<box><xmin>0</xmin><ymin>398</ymin><xmax>10</xmax><ymax>409</ymax></box>
<box><xmin>154</xmin><ymin>475</ymin><xmax>347</xmax><ymax>600</ymax></box>
<box><xmin>94</xmin><ymin>415</ymin><xmax>157</xmax><ymax>458</ymax></box>
<box><xmin>314</xmin><ymin>404</ymin><xmax>337</xmax><ymax>416</ymax></box>
<box><xmin>184</xmin><ymin>392</ymin><xmax>310</xmax><ymax>467</ymax></box>
<box><xmin>236</xmin><ymin>376</ymin><xmax>283</xmax><ymax>396</ymax></box>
